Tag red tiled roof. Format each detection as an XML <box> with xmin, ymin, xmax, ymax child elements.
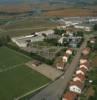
<box><xmin>82</xmin><ymin>47</ymin><xmax>90</xmax><ymax>52</ymax></box>
<box><xmin>56</xmin><ymin>59</ymin><xmax>65</xmax><ymax>68</ymax></box>
<box><xmin>66</xmin><ymin>48</ymin><xmax>73</xmax><ymax>52</ymax></box>
<box><xmin>64</xmin><ymin>53</ymin><xmax>70</xmax><ymax>57</ymax></box>
<box><xmin>80</xmin><ymin>62</ymin><xmax>89</xmax><ymax>68</ymax></box>
<box><xmin>70</xmin><ymin>81</ymin><xmax>83</xmax><ymax>89</ymax></box>
<box><xmin>75</xmin><ymin>74</ymin><xmax>85</xmax><ymax>82</ymax></box>
<box><xmin>63</xmin><ymin>91</ymin><xmax>77</xmax><ymax>100</ymax></box>
<box><xmin>82</xmin><ymin>47</ymin><xmax>90</xmax><ymax>55</ymax></box>
<box><xmin>79</xmin><ymin>67</ymin><xmax>87</xmax><ymax>74</ymax></box>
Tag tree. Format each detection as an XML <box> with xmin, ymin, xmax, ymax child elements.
<box><xmin>93</xmin><ymin>24</ymin><xmax>97</xmax><ymax>31</ymax></box>
<box><xmin>0</xmin><ymin>35</ymin><xmax>11</xmax><ymax>47</ymax></box>
<box><xmin>54</xmin><ymin>28</ymin><xmax>65</xmax><ymax>35</ymax></box>
<box><xmin>6</xmin><ymin>35</ymin><xmax>11</xmax><ymax>42</ymax></box>
<box><xmin>77</xmin><ymin>31</ymin><xmax>84</xmax><ymax>37</ymax></box>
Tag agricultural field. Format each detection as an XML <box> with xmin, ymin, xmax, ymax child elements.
<box><xmin>43</xmin><ymin>8</ymin><xmax>97</xmax><ymax>17</ymax></box>
<box><xmin>0</xmin><ymin>17</ymin><xmax>57</xmax><ymax>37</ymax></box>
<box><xmin>0</xmin><ymin>46</ymin><xmax>50</xmax><ymax>100</ymax></box>
<box><xmin>2</xmin><ymin>17</ymin><xmax>56</xmax><ymax>29</ymax></box>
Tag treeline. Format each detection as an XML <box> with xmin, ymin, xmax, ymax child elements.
<box><xmin>0</xmin><ymin>10</ymin><xmax>35</xmax><ymax>16</ymax></box>
<box><xmin>0</xmin><ymin>35</ymin><xmax>54</xmax><ymax>65</ymax></box>
<box><xmin>0</xmin><ymin>35</ymin><xmax>11</xmax><ymax>46</ymax></box>
<box><xmin>6</xmin><ymin>43</ymin><xmax>54</xmax><ymax>65</ymax></box>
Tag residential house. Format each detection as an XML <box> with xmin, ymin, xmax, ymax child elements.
<box><xmin>90</xmin><ymin>38</ymin><xmax>96</xmax><ymax>44</ymax></box>
<box><xmin>76</xmin><ymin>69</ymin><xmax>85</xmax><ymax>75</ymax></box>
<box><xmin>73</xmin><ymin>74</ymin><xmax>85</xmax><ymax>83</ymax></box>
<box><xmin>82</xmin><ymin>48</ymin><xmax>90</xmax><ymax>56</ymax></box>
<box><xmin>56</xmin><ymin>59</ymin><xmax>65</xmax><ymax>70</ymax></box>
<box><xmin>80</xmin><ymin>59</ymin><xmax>88</xmax><ymax>64</ymax></box>
<box><xmin>69</xmin><ymin>81</ymin><xmax>83</xmax><ymax>94</ymax></box>
<box><xmin>79</xmin><ymin>62</ymin><xmax>89</xmax><ymax>71</ymax></box>
<box><xmin>66</xmin><ymin>48</ymin><xmax>73</xmax><ymax>55</ymax></box>
<box><xmin>62</xmin><ymin>54</ymin><xmax>69</xmax><ymax>63</ymax></box>
<box><xmin>78</xmin><ymin>67</ymin><xmax>87</xmax><ymax>74</ymax></box>
<box><xmin>62</xmin><ymin>91</ymin><xmax>77</xmax><ymax>100</ymax></box>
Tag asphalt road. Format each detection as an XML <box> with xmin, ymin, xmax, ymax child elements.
<box><xmin>30</xmin><ymin>37</ymin><xmax>89</xmax><ymax>100</ymax></box>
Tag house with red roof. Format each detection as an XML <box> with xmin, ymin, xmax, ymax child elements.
<box><xmin>62</xmin><ymin>91</ymin><xmax>77</xmax><ymax>100</ymax></box>
<box><xmin>56</xmin><ymin>59</ymin><xmax>65</xmax><ymax>70</ymax></box>
<box><xmin>82</xmin><ymin>47</ymin><xmax>90</xmax><ymax>56</ymax></box>
<box><xmin>76</xmin><ymin>69</ymin><xmax>85</xmax><ymax>75</ymax></box>
<box><xmin>66</xmin><ymin>48</ymin><xmax>73</xmax><ymax>55</ymax></box>
<box><xmin>80</xmin><ymin>58</ymin><xmax>88</xmax><ymax>64</ymax></box>
<box><xmin>79</xmin><ymin>62</ymin><xmax>89</xmax><ymax>71</ymax></box>
<box><xmin>62</xmin><ymin>54</ymin><xmax>69</xmax><ymax>63</ymax></box>
<box><xmin>73</xmin><ymin>73</ymin><xmax>85</xmax><ymax>83</ymax></box>
<box><xmin>90</xmin><ymin>38</ymin><xmax>96</xmax><ymax>44</ymax></box>
<box><xmin>69</xmin><ymin>81</ymin><xmax>83</xmax><ymax>94</ymax></box>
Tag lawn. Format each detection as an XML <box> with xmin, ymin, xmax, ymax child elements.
<box><xmin>0</xmin><ymin>65</ymin><xmax>50</xmax><ymax>100</ymax></box>
<box><xmin>0</xmin><ymin>46</ymin><xmax>31</xmax><ymax>71</ymax></box>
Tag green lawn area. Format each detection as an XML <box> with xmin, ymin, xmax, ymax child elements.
<box><xmin>0</xmin><ymin>65</ymin><xmax>50</xmax><ymax>100</ymax></box>
<box><xmin>0</xmin><ymin>46</ymin><xmax>31</xmax><ymax>70</ymax></box>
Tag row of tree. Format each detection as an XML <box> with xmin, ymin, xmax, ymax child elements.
<box><xmin>93</xmin><ymin>24</ymin><xmax>97</xmax><ymax>31</ymax></box>
<box><xmin>54</xmin><ymin>28</ymin><xmax>84</xmax><ymax>37</ymax></box>
<box><xmin>0</xmin><ymin>35</ymin><xmax>11</xmax><ymax>46</ymax></box>
<box><xmin>87</xmin><ymin>37</ymin><xmax>97</xmax><ymax>51</ymax></box>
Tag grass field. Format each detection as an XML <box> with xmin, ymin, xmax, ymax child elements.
<box><xmin>0</xmin><ymin>46</ymin><xmax>50</xmax><ymax>100</ymax></box>
<box><xmin>0</xmin><ymin>65</ymin><xmax>50</xmax><ymax>100</ymax></box>
<box><xmin>0</xmin><ymin>46</ymin><xmax>31</xmax><ymax>71</ymax></box>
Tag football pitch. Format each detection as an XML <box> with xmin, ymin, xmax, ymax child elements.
<box><xmin>0</xmin><ymin>46</ymin><xmax>50</xmax><ymax>100</ymax></box>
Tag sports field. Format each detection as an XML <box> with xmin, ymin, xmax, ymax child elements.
<box><xmin>0</xmin><ymin>46</ymin><xmax>50</xmax><ymax>100</ymax></box>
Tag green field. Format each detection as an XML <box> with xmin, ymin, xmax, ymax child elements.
<box><xmin>0</xmin><ymin>46</ymin><xmax>31</xmax><ymax>71</ymax></box>
<box><xmin>0</xmin><ymin>65</ymin><xmax>50</xmax><ymax>100</ymax></box>
<box><xmin>0</xmin><ymin>46</ymin><xmax>50</xmax><ymax>100</ymax></box>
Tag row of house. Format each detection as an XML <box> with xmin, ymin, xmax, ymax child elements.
<box><xmin>56</xmin><ymin>48</ymin><xmax>73</xmax><ymax>70</ymax></box>
<box><xmin>62</xmin><ymin>47</ymin><xmax>91</xmax><ymax>100</ymax></box>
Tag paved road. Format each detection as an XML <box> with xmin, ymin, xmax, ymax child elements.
<box><xmin>30</xmin><ymin>37</ymin><xmax>89</xmax><ymax>100</ymax></box>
